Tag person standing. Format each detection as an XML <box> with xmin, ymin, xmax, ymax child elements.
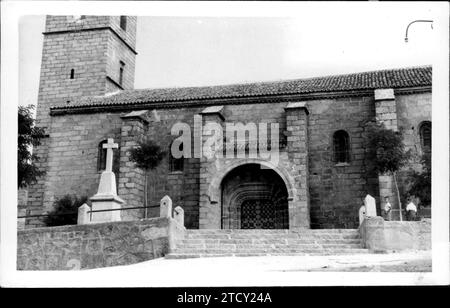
<box><xmin>406</xmin><ymin>198</ymin><xmax>417</xmax><ymax>221</ymax></box>
<box><xmin>383</xmin><ymin>196</ymin><xmax>392</xmax><ymax>221</ymax></box>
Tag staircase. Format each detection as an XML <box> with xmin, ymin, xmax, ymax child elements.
<box><xmin>166</xmin><ymin>229</ymin><xmax>369</xmax><ymax>259</ymax></box>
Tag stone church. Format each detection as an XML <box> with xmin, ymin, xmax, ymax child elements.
<box><xmin>24</xmin><ymin>15</ymin><xmax>432</xmax><ymax>230</ymax></box>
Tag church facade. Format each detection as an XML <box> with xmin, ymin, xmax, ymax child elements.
<box><xmin>24</xmin><ymin>15</ymin><xmax>432</xmax><ymax>230</ymax></box>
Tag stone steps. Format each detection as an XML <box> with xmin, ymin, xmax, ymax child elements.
<box><xmin>175</xmin><ymin>244</ymin><xmax>363</xmax><ymax>250</ymax></box>
<box><xmin>166</xmin><ymin>229</ymin><xmax>368</xmax><ymax>259</ymax></box>
<box><xmin>179</xmin><ymin>239</ymin><xmax>362</xmax><ymax>245</ymax></box>
<box><xmin>166</xmin><ymin>250</ymin><xmax>369</xmax><ymax>259</ymax></box>
<box><xmin>185</xmin><ymin>234</ymin><xmax>361</xmax><ymax>240</ymax></box>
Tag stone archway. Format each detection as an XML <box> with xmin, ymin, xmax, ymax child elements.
<box><xmin>199</xmin><ymin>157</ymin><xmax>308</xmax><ymax>229</ymax></box>
<box><xmin>220</xmin><ymin>164</ymin><xmax>289</xmax><ymax>229</ymax></box>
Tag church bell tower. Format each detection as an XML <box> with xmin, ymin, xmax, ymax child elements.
<box><xmin>35</xmin><ymin>15</ymin><xmax>137</xmax><ymax>129</ymax></box>
<box><xmin>26</xmin><ymin>15</ymin><xmax>137</xmax><ymax>227</ymax></box>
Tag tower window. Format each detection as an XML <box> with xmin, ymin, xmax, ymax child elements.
<box><xmin>419</xmin><ymin>121</ymin><xmax>431</xmax><ymax>152</ymax></box>
<box><xmin>169</xmin><ymin>142</ymin><xmax>184</xmax><ymax>172</ymax></box>
<box><xmin>120</xmin><ymin>16</ymin><xmax>127</xmax><ymax>31</ymax></box>
<box><xmin>70</xmin><ymin>69</ymin><xmax>75</xmax><ymax>79</ymax></box>
<box><xmin>333</xmin><ymin>130</ymin><xmax>350</xmax><ymax>164</ymax></box>
<box><xmin>119</xmin><ymin>61</ymin><xmax>125</xmax><ymax>86</ymax></box>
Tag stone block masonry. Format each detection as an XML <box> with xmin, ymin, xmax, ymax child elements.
<box><xmin>23</xmin><ymin>14</ymin><xmax>433</xmax><ymax>232</ymax></box>
<box><xmin>359</xmin><ymin>216</ymin><xmax>431</xmax><ymax>252</ymax></box>
<box><xmin>308</xmin><ymin>96</ymin><xmax>379</xmax><ymax>228</ymax></box>
<box><xmin>285</xmin><ymin>102</ymin><xmax>310</xmax><ymax>228</ymax></box>
<box><xmin>26</xmin><ymin>91</ymin><xmax>430</xmax><ymax>230</ymax></box>
<box><xmin>118</xmin><ymin>112</ymin><xmax>148</xmax><ymax>220</ymax></box>
<box><xmin>395</xmin><ymin>92</ymin><xmax>432</xmax><ymax>207</ymax></box>
<box><xmin>26</xmin><ymin>15</ymin><xmax>137</xmax><ymax>227</ymax></box>
<box><xmin>26</xmin><ymin>112</ymin><xmax>123</xmax><ymax>228</ymax></box>
<box><xmin>17</xmin><ymin>217</ymin><xmax>185</xmax><ymax>270</ymax></box>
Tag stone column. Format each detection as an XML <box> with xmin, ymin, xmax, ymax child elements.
<box><xmin>374</xmin><ymin>89</ymin><xmax>399</xmax><ymax>218</ymax></box>
<box><xmin>198</xmin><ymin>106</ymin><xmax>225</xmax><ymax>229</ymax></box>
<box><xmin>118</xmin><ymin>110</ymin><xmax>149</xmax><ymax>221</ymax></box>
<box><xmin>284</xmin><ymin>102</ymin><xmax>310</xmax><ymax>229</ymax></box>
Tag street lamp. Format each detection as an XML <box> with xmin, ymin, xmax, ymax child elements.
<box><xmin>405</xmin><ymin>20</ymin><xmax>433</xmax><ymax>43</ymax></box>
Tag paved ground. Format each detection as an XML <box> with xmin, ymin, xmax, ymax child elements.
<box><xmin>63</xmin><ymin>249</ymin><xmax>450</xmax><ymax>287</ymax></box>
<box><xmin>89</xmin><ymin>250</ymin><xmax>432</xmax><ymax>274</ymax></box>
<box><xmin>81</xmin><ymin>250</ymin><xmax>435</xmax><ymax>287</ymax></box>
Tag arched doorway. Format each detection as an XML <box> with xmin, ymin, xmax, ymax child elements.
<box><xmin>221</xmin><ymin>164</ymin><xmax>289</xmax><ymax>229</ymax></box>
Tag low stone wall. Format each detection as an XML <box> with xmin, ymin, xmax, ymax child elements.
<box><xmin>359</xmin><ymin>216</ymin><xmax>431</xmax><ymax>252</ymax></box>
<box><xmin>17</xmin><ymin>217</ymin><xmax>185</xmax><ymax>270</ymax></box>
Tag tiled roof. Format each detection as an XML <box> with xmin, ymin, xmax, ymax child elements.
<box><xmin>55</xmin><ymin>65</ymin><xmax>431</xmax><ymax>110</ymax></box>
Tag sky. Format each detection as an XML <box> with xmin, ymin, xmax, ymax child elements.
<box><xmin>19</xmin><ymin>3</ymin><xmax>439</xmax><ymax>108</ymax></box>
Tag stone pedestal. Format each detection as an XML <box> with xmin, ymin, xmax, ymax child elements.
<box><xmin>90</xmin><ymin>170</ymin><xmax>124</xmax><ymax>222</ymax></box>
<box><xmin>358</xmin><ymin>206</ymin><xmax>366</xmax><ymax>225</ymax></box>
<box><xmin>77</xmin><ymin>203</ymin><xmax>90</xmax><ymax>225</ymax></box>
<box><xmin>364</xmin><ymin>194</ymin><xmax>377</xmax><ymax>217</ymax></box>
<box><xmin>174</xmin><ymin>206</ymin><xmax>184</xmax><ymax>226</ymax></box>
<box><xmin>160</xmin><ymin>195</ymin><xmax>173</xmax><ymax>218</ymax></box>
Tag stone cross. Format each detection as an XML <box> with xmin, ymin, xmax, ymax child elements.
<box><xmin>103</xmin><ymin>138</ymin><xmax>118</xmax><ymax>172</ymax></box>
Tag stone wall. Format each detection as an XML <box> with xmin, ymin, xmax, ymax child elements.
<box><xmin>17</xmin><ymin>217</ymin><xmax>185</xmax><ymax>270</ymax></box>
<box><xmin>17</xmin><ymin>188</ymin><xmax>28</xmax><ymax>230</ymax></box>
<box><xmin>395</xmin><ymin>92</ymin><xmax>432</xmax><ymax>206</ymax></box>
<box><xmin>27</xmin><ymin>15</ymin><xmax>137</xmax><ymax>227</ymax></box>
<box><xmin>307</xmin><ymin>96</ymin><xmax>379</xmax><ymax>228</ymax></box>
<box><xmin>359</xmin><ymin>216</ymin><xmax>431</xmax><ymax>252</ymax></box>
<box><xmin>144</xmin><ymin>107</ymin><xmax>203</xmax><ymax>228</ymax></box>
<box><xmin>39</xmin><ymin>113</ymin><xmax>123</xmax><ymax>220</ymax></box>
<box><xmin>26</xmin><ymin>91</ymin><xmax>431</xmax><ymax>229</ymax></box>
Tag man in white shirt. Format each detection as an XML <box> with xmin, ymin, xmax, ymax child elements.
<box><xmin>406</xmin><ymin>198</ymin><xmax>417</xmax><ymax>221</ymax></box>
<box><xmin>383</xmin><ymin>196</ymin><xmax>392</xmax><ymax>221</ymax></box>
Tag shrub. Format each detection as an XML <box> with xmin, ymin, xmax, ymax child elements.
<box><xmin>44</xmin><ymin>195</ymin><xmax>88</xmax><ymax>227</ymax></box>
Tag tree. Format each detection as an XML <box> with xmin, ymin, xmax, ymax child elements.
<box><xmin>129</xmin><ymin>140</ymin><xmax>166</xmax><ymax>218</ymax></box>
<box><xmin>44</xmin><ymin>194</ymin><xmax>88</xmax><ymax>226</ymax></box>
<box><xmin>18</xmin><ymin>105</ymin><xmax>45</xmax><ymax>188</ymax></box>
<box><xmin>366</xmin><ymin>122</ymin><xmax>411</xmax><ymax>221</ymax></box>
<box><xmin>407</xmin><ymin>151</ymin><xmax>431</xmax><ymax>207</ymax></box>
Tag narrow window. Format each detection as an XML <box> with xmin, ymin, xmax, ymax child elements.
<box><xmin>119</xmin><ymin>61</ymin><xmax>125</xmax><ymax>86</ymax></box>
<box><xmin>120</xmin><ymin>16</ymin><xmax>127</xmax><ymax>31</ymax></box>
<box><xmin>169</xmin><ymin>142</ymin><xmax>184</xmax><ymax>172</ymax></box>
<box><xmin>97</xmin><ymin>140</ymin><xmax>108</xmax><ymax>171</ymax></box>
<box><xmin>419</xmin><ymin>121</ymin><xmax>432</xmax><ymax>152</ymax></box>
<box><xmin>70</xmin><ymin>69</ymin><xmax>75</xmax><ymax>79</ymax></box>
<box><xmin>333</xmin><ymin>130</ymin><xmax>350</xmax><ymax>163</ymax></box>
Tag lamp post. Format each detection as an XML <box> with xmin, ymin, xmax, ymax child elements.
<box><xmin>404</xmin><ymin>20</ymin><xmax>433</xmax><ymax>43</ymax></box>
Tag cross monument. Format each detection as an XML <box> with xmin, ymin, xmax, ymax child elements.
<box><xmin>85</xmin><ymin>137</ymin><xmax>124</xmax><ymax>223</ymax></box>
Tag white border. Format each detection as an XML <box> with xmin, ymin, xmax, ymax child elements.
<box><xmin>1</xmin><ymin>1</ymin><xmax>449</xmax><ymax>287</ymax></box>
